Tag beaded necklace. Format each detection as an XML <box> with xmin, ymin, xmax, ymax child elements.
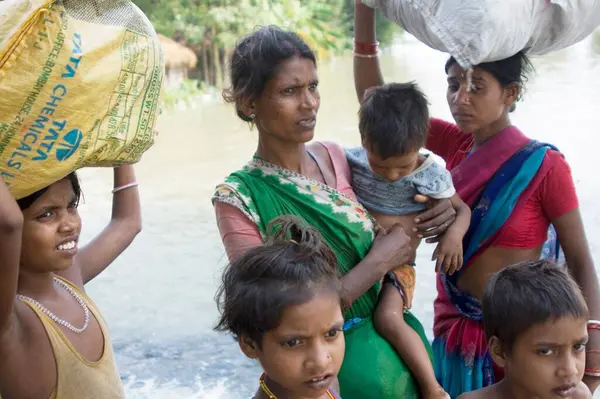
<box><xmin>16</xmin><ymin>277</ymin><xmax>89</xmax><ymax>333</ymax></box>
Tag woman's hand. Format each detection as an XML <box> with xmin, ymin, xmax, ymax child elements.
<box><xmin>339</xmin><ymin>223</ymin><xmax>411</xmax><ymax>306</ymax></box>
<box><xmin>413</xmin><ymin>195</ymin><xmax>456</xmax><ymax>243</ymax></box>
<box><xmin>367</xmin><ymin>223</ymin><xmax>412</xmax><ymax>275</ymax></box>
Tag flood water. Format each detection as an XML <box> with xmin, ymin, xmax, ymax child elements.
<box><xmin>74</xmin><ymin>32</ymin><xmax>600</xmax><ymax>398</ymax></box>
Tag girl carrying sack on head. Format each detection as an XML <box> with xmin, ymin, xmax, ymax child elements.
<box><xmin>0</xmin><ymin>0</ymin><xmax>164</xmax><ymax>199</ymax></box>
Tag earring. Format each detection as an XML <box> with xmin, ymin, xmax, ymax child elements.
<box><xmin>250</xmin><ymin>113</ymin><xmax>255</xmax><ymax>119</ymax></box>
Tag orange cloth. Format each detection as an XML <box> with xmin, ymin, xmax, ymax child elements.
<box><xmin>387</xmin><ymin>264</ymin><xmax>416</xmax><ymax>311</ymax></box>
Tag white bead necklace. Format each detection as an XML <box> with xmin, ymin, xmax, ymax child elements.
<box><xmin>17</xmin><ymin>277</ymin><xmax>90</xmax><ymax>334</ymax></box>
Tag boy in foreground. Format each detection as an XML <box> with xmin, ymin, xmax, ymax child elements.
<box><xmin>459</xmin><ymin>259</ymin><xmax>592</xmax><ymax>399</ymax></box>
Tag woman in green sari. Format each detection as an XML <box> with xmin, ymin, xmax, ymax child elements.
<box><xmin>212</xmin><ymin>25</ymin><xmax>456</xmax><ymax>399</ymax></box>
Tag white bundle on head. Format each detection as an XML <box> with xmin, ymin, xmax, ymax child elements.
<box><xmin>362</xmin><ymin>0</ymin><xmax>600</xmax><ymax>68</ymax></box>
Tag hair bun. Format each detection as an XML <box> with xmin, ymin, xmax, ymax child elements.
<box><xmin>267</xmin><ymin>215</ymin><xmax>319</xmax><ymax>247</ymax></box>
<box><xmin>266</xmin><ymin>215</ymin><xmax>337</xmax><ymax>267</ymax></box>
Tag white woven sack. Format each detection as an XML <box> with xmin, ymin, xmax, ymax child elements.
<box><xmin>363</xmin><ymin>0</ymin><xmax>600</xmax><ymax>68</ymax></box>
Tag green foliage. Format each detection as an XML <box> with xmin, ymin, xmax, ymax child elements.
<box><xmin>133</xmin><ymin>0</ymin><xmax>402</xmax><ymax>54</ymax></box>
<box><xmin>134</xmin><ymin>0</ymin><xmax>402</xmax><ymax>105</ymax></box>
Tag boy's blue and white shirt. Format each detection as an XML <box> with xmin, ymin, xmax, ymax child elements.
<box><xmin>345</xmin><ymin>147</ymin><xmax>455</xmax><ymax>215</ymax></box>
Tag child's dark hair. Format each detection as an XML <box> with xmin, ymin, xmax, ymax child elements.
<box><xmin>445</xmin><ymin>51</ymin><xmax>534</xmax><ymax>111</ymax></box>
<box><xmin>359</xmin><ymin>82</ymin><xmax>429</xmax><ymax>159</ymax></box>
<box><xmin>222</xmin><ymin>25</ymin><xmax>316</xmax><ymax>123</ymax></box>
<box><xmin>214</xmin><ymin>215</ymin><xmax>341</xmax><ymax>347</ymax></box>
<box><xmin>17</xmin><ymin>172</ymin><xmax>82</xmax><ymax>210</ymax></box>
<box><xmin>483</xmin><ymin>259</ymin><xmax>588</xmax><ymax>352</ymax></box>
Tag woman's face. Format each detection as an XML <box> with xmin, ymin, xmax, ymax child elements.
<box><xmin>446</xmin><ymin>64</ymin><xmax>517</xmax><ymax>134</ymax></box>
<box><xmin>250</xmin><ymin>56</ymin><xmax>320</xmax><ymax>145</ymax></box>
<box><xmin>20</xmin><ymin>178</ymin><xmax>82</xmax><ymax>273</ymax></box>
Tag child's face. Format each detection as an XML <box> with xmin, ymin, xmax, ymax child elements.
<box><xmin>248</xmin><ymin>291</ymin><xmax>345</xmax><ymax>398</ymax></box>
<box><xmin>20</xmin><ymin>178</ymin><xmax>81</xmax><ymax>273</ymax></box>
<box><xmin>363</xmin><ymin>144</ymin><xmax>419</xmax><ymax>181</ymax></box>
<box><xmin>498</xmin><ymin>316</ymin><xmax>588</xmax><ymax>398</ymax></box>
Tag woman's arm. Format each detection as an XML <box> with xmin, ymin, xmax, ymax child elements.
<box><xmin>215</xmin><ymin>202</ymin><xmax>413</xmax><ymax>307</ymax></box>
<box><xmin>354</xmin><ymin>0</ymin><xmax>385</xmax><ymax>101</ymax></box>
<box><xmin>553</xmin><ymin>209</ymin><xmax>600</xmax><ymax>392</ymax></box>
<box><xmin>0</xmin><ymin>179</ymin><xmax>23</xmax><ymax>337</ymax></box>
<box><xmin>341</xmin><ymin>224</ymin><xmax>413</xmax><ymax>306</ymax></box>
<box><xmin>215</xmin><ymin>202</ymin><xmax>263</xmax><ymax>262</ymax></box>
<box><xmin>541</xmin><ymin>154</ymin><xmax>599</xmax><ymax>392</ymax></box>
<box><xmin>61</xmin><ymin>166</ymin><xmax>141</xmax><ymax>286</ymax></box>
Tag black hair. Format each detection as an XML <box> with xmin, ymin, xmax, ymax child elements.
<box><xmin>17</xmin><ymin>172</ymin><xmax>82</xmax><ymax>210</ymax></box>
<box><xmin>359</xmin><ymin>82</ymin><xmax>430</xmax><ymax>159</ymax></box>
<box><xmin>214</xmin><ymin>215</ymin><xmax>341</xmax><ymax>347</ymax></box>
<box><xmin>445</xmin><ymin>51</ymin><xmax>534</xmax><ymax>111</ymax></box>
<box><xmin>222</xmin><ymin>25</ymin><xmax>317</xmax><ymax>123</ymax></box>
<box><xmin>482</xmin><ymin>259</ymin><xmax>588</xmax><ymax>352</ymax></box>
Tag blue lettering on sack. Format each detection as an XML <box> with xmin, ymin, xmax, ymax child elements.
<box><xmin>3</xmin><ymin>32</ymin><xmax>84</xmax><ymax>178</ymax></box>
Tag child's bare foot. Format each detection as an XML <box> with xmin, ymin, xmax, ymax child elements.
<box><xmin>422</xmin><ymin>385</ymin><xmax>450</xmax><ymax>399</ymax></box>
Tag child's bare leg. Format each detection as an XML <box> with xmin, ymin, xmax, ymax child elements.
<box><xmin>374</xmin><ymin>278</ymin><xmax>446</xmax><ymax>398</ymax></box>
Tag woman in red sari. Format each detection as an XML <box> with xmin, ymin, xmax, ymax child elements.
<box><xmin>353</xmin><ymin>1</ymin><xmax>600</xmax><ymax>397</ymax></box>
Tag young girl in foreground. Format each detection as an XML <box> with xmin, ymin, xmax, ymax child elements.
<box><xmin>0</xmin><ymin>166</ymin><xmax>141</xmax><ymax>398</ymax></box>
<box><xmin>215</xmin><ymin>216</ymin><xmax>345</xmax><ymax>399</ymax></box>
<box><xmin>460</xmin><ymin>259</ymin><xmax>593</xmax><ymax>399</ymax></box>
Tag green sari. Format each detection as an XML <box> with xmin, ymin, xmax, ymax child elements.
<box><xmin>213</xmin><ymin>156</ymin><xmax>432</xmax><ymax>399</ymax></box>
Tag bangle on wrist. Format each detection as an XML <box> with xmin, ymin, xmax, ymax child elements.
<box><xmin>354</xmin><ymin>38</ymin><xmax>379</xmax><ymax>55</ymax></box>
<box><xmin>353</xmin><ymin>52</ymin><xmax>379</xmax><ymax>58</ymax></box>
<box><xmin>584</xmin><ymin>368</ymin><xmax>600</xmax><ymax>377</ymax></box>
<box><xmin>112</xmin><ymin>182</ymin><xmax>138</xmax><ymax>194</ymax></box>
<box><xmin>588</xmin><ymin>320</ymin><xmax>600</xmax><ymax>331</ymax></box>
